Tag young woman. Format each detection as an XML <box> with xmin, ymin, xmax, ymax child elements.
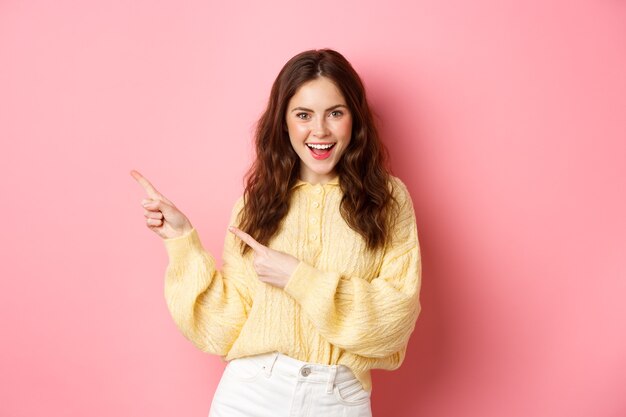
<box><xmin>131</xmin><ymin>49</ymin><xmax>421</xmax><ymax>417</ymax></box>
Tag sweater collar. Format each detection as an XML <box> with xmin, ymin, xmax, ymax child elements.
<box><xmin>291</xmin><ymin>175</ymin><xmax>340</xmax><ymax>189</ymax></box>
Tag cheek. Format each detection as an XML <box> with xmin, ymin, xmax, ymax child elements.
<box><xmin>287</xmin><ymin>122</ymin><xmax>299</xmax><ymax>142</ymax></box>
<box><xmin>338</xmin><ymin>119</ymin><xmax>353</xmax><ymax>141</ymax></box>
<box><xmin>288</xmin><ymin>122</ymin><xmax>309</xmax><ymax>138</ymax></box>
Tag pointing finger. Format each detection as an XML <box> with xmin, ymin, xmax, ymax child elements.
<box><xmin>229</xmin><ymin>226</ymin><xmax>265</xmax><ymax>252</ymax></box>
<box><xmin>130</xmin><ymin>170</ymin><xmax>175</xmax><ymax>206</ymax></box>
<box><xmin>130</xmin><ymin>169</ymin><xmax>161</xmax><ymax>198</ymax></box>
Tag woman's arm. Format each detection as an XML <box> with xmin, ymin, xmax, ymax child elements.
<box><xmin>163</xmin><ymin>198</ymin><xmax>252</xmax><ymax>355</ymax></box>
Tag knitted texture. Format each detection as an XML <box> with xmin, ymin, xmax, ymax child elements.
<box><xmin>162</xmin><ymin>176</ymin><xmax>421</xmax><ymax>391</ymax></box>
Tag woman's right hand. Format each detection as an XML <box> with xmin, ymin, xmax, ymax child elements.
<box><xmin>130</xmin><ymin>169</ymin><xmax>194</xmax><ymax>240</ymax></box>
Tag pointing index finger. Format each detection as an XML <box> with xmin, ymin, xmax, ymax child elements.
<box><xmin>229</xmin><ymin>226</ymin><xmax>265</xmax><ymax>252</ymax></box>
<box><xmin>130</xmin><ymin>169</ymin><xmax>161</xmax><ymax>199</ymax></box>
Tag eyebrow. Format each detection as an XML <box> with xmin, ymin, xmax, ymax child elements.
<box><xmin>290</xmin><ymin>104</ymin><xmax>348</xmax><ymax>113</ymax></box>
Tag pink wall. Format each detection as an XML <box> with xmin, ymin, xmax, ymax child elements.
<box><xmin>1</xmin><ymin>1</ymin><xmax>625</xmax><ymax>416</ymax></box>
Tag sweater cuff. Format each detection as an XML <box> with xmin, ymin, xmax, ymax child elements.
<box><xmin>284</xmin><ymin>261</ymin><xmax>323</xmax><ymax>301</ymax></box>
<box><xmin>163</xmin><ymin>228</ymin><xmax>205</xmax><ymax>263</ymax></box>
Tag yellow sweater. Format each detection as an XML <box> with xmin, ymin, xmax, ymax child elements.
<box><xmin>162</xmin><ymin>175</ymin><xmax>421</xmax><ymax>392</ymax></box>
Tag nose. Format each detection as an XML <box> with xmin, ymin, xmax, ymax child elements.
<box><xmin>312</xmin><ymin>116</ymin><xmax>329</xmax><ymax>138</ymax></box>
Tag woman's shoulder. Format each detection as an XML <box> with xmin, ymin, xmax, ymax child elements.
<box><xmin>227</xmin><ymin>195</ymin><xmax>246</xmax><ymax>224</ymax></box>
<box><xmin>387</xmin><ymin>175</ymin><xmax>412</xmax><ymax>201</ymax></box>
<box><xmin>388</xmin><ymin>174</ymin><xmax>406</xmax><ymax>189</ymax></box>
<box><xmin>385</xmin><ymin>175</ymin><xmax>416</xmax><ymax>224</ymax></box>
<box><xmin>233</xmin><ymin>195</ymin><xmax>245</xmax><ymax>209</ymax></box>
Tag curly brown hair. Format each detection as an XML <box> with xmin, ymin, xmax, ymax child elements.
<box><xmin>238</xmin><ymin>49</ymin><xmax>398</xmax><ymax>255</ymax></box>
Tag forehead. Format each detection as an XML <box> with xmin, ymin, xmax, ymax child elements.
<box><xmin>288</xmin><ymin>77</ymin><xmax>347</xmax><ymax>107</ymax></box>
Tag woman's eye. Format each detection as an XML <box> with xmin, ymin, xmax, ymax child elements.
<box><xmin>296</xmin><ymin>113</ymin><xmax>310</xmax><ymax>120</ymax></box>
<box><xmin>330</xmin><ymin>110</ymin><xmax>343</xmax><ymax>118</ymax></box>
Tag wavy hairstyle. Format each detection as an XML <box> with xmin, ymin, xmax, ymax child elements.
<box><xmin>238</xmin><ymin>48</ymin><xmax>398</xmax><ymax>255</ymax></box>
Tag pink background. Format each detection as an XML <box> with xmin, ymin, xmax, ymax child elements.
<box><xmin>1</xmin><ymin>1</ymin><xmax>625</xmax><ymax>416</ymax></box>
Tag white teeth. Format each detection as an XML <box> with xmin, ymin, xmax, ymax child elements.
<box><xmin>306</xmin><ymin>143</ymin><xmax>335</xmax><ymax>150</ymax></box>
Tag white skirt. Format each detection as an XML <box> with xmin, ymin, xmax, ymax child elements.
<box><xmin>208</xmin><ymin>351</ymin><xmax>373</xmax><ymax>417</ymax></box>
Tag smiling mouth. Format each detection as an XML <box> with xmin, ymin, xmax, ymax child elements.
<box><xmin>306</xmin><ymin>143</ymin><xmax>336</xmax><ymax>150</ymax></box>
<box><xmin>306</xmin><ymin>143</ymin><xmax>336</xmax><ymax>159</ymax></box>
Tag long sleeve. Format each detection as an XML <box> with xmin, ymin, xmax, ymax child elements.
<box><xmin>162</xmin><ymin>197</ymin><xmax>251</xmax><ymax>356</ymax></box>
<box><xmin>283</xmin><ymin>180</ymin><xmax>422</xmax><ymax>358</ymax></box>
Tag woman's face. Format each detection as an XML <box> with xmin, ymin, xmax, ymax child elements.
<box><xmin>286</xmin><ymin>76</ymin><xmax>353</xmax><ymax>184</ymax></box>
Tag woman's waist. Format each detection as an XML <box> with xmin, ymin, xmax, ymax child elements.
<box><xmin>229</xmin><ymin>351</ymin><xmax>360</xmax><ymax>384</ymax></box>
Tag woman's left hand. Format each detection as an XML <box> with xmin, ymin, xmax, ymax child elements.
<box><xmin>229</xmin><ymin>226</ymin><xmax>300</xmax><ymax>289</ymax></box>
